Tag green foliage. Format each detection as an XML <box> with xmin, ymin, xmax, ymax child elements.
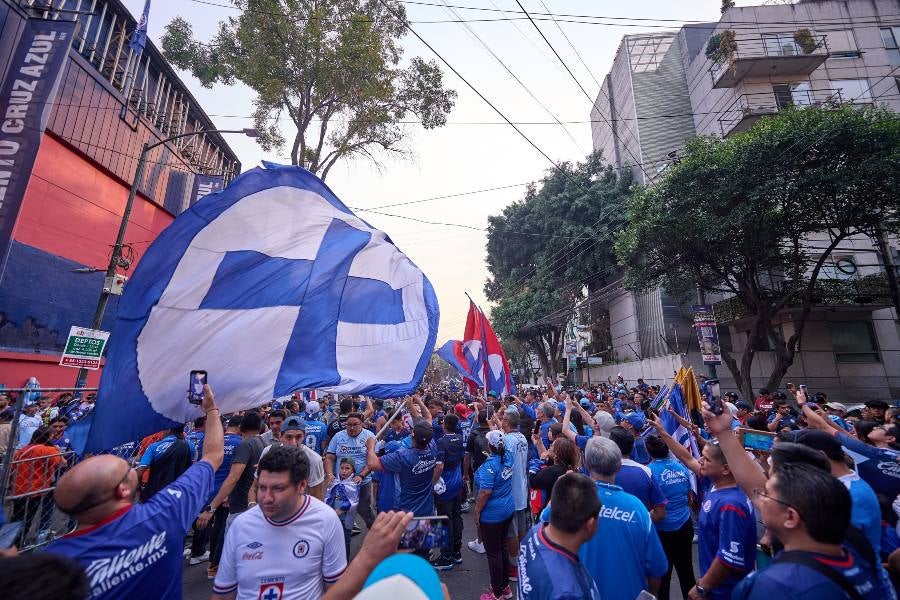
<box><xmin>161</xmin><ymin>0</ymin><xmax>456</xmax><ymax>178</ymax></box>
<box><xmin>616</xmin><ymin>105</ymin><xmax>900</xmax><ymax>397</ymax></box>
<box><xmin>485</xmin><ymin>151</ymin><xmax>632</xmax><ymax>374</ymax></box>
<box><xmin>793</xmin><ymin>28</ymin><xmax>818</xmax><ymax>54</ymax></box>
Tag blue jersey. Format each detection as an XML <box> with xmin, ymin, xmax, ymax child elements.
<box><xmin>383</xmin><ymin>428</ymin><xmax>410</xmax><ymax>444</ymax></box>
<box><xmin>303</xmin><ymin>420</ymin><xmax>327</xmax><ymax>455</ymax></box>
<box><xmin>436</xmin><ymin>433</ymin><xmax>465</xmax><ymax>501</ymax></box>
<box><xmin>380</xmin><ymin>446</ymin><xmax>437</xmax><ymax>517</ymax></box>
<box><xmin>459</xmin><ymin>413</ymin><xmax>475</xmax><ymax>443</ymax></box>
<box><xmin>186</xmin><ymin>431</ymin><xmax>204</xmax><ymax>461</ymax></box>
<box><xmin>327</xmin><ymin>429</ymin><xmax>375</xmax><ymax>484</ymax></box>
<box><xmin>836</xmin><ymin>431</ymin><xmax>900</xmax><ymax>498</ymax></box>
<box><xmin>212</xmin><ymin>433</ymin><xmax>243</xmax><ymax>498</ymax></box>
<box><xmin>555</xmin><ymin>481</ymin><xmax>667</xmax><ymax>600</ymax></box>
<box><xmin>46</xmin><ymin>462</ymin><xmax>214</xmax><ymax>600</ymax></box>
<box><xmin>475</xmin><ymin>452</ymin><xmax>515</xmax><ymax>523</ymax></box>
<box><xmin>518</xmin><ymin>523</ymin><xmax>600</xmax><ymax>600</ymax></box>
<box><xmin>539</xmin><ymin>418</ymin><xmax>557</xmax><ymax>449</ymax></box>
<box><xmin>649</xmin><ymin>458</ymin><xmax>692</xmax><ymax>531</ymax></box>
<box><xmin>138</xmin><ymin>435</ymin><xmax>196</xmax><ymax>467</ymax></box>
<box><xmin>615</xmin><ymin>459</ymin><xmax>668</xmax><ymax>511</ymax></box>
<box><xmin>733</xmin><ymin>545</ymin><xmax>882</xmax><ymax>600</ymax></box>
<box><xmin>631</xmin><ymin>436</ymin><xmax>651</xmax><ymax>465</ymax></box>
<box><xmin>505</xmin><ymin>431</ymin><xmax>529</xmax><ymax>511</ymax></box>
<box><xmin>698</xmin><ymin>485</ymin><xmax>756</xmax><ymax>600</ymax></box>
<box><xmin>841</xmin><ymin>472</ymin><xmax>882</xmax><ymax>557</ymax></box>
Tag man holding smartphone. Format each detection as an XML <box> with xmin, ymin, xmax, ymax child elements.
<box><xmin>47</xmin><ymin>385</ymin><xmax>224</xmax><ymax>600</ymax></box>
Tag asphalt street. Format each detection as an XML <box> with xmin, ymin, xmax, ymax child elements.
<box><xmin>182</xmin><ymin>508</ymin><xmax>699</xmax><ymax>599</ymax></box>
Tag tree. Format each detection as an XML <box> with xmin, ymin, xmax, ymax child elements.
<box><xmin>616</xmin><ymin>106</ymin><xmax>899</xmax><ymax>400</ymax></box>
<box><xmin>485</xmin><ymin>151</ymin><xmax>632</xmax><ymax>375</ymax></box>
<box><xmin>162</xmin><ymin>0</ymin><xmax>456</xmax><ymax>179</ymax></box>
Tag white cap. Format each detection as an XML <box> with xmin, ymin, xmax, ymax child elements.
<box><xmin>306</xmin><ymin>400</ymin><xmax>320</xmax><ymax>414</ymax></box>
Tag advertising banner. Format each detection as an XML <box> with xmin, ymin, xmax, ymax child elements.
<box><xmin>60</xmin><ymin>326</ymin><xmax>110</xmax><ymax>370</ymax></box>
<box><xmin>0</xmin><ymin>18</ymin><xmax>76</xmax><ymax>279</ymax></box>
<box><xmin>692</xmin><ymin>304</ymin><xmax>722</xmax><ymax>364</ymax></box>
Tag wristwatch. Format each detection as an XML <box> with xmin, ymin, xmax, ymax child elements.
<box><xmin>695</xmin><ymin>584</ymin><xmax>708</xmax><ymax>597</ymax></box>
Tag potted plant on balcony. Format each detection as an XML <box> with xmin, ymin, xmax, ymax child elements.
<box><xmin>794</xmin><ymin>28</ymin><xmax>818</xmax><ymax>54</ymax></box>
<box><xmin>706</xmin><ymin>29</ymin><xmax>738</xmax><ymax>76</ymax></box>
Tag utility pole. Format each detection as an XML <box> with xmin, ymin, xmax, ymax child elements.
<box><xmin>874</xmin><ymin>228</ymin><xmax>900</xmax><ymax>320</ymax></box>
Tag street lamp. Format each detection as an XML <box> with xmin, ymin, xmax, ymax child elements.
<box><xmin>73</xmin><ymin>128</ymin><xmax>259</xmax><ymax>392</ymax></box>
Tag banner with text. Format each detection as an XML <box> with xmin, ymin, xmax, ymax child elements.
<box><xmin>691</xmin><ymin>304</ymin><xmax>722</xmax><ymax>365</ymax></box>
<box><xmin>0</xmin><ymin>18</ymin><xmax>76</xmax><ymax>279</ymax></box>
<box><xmin>189</xmin><ymin>174</ymin><xmax>225</xmax><ymax>206</ymax></box>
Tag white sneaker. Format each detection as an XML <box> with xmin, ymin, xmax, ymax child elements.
<box><xmin>467</xmin><ymin>539</ymin><xmax>486</xmax><ymax>554</ymax></box>
<box><xmin>189</xmin><ymin>551</ymin><xmax>210</xmax><ymax>565</ymax></box>
<box><xmin>183</xmin><ymin>548</ymin><xmax>191</xmax><ymax>558</ymax></box>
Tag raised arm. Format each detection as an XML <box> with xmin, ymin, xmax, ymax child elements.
<box><xmin>560</xmin><ymin>400</ymin><xmax>577</xmax><ymax>443</ymax></box>
<box><xmin>647</xmin><ymin>414</ymin><xmax>701</xmax><ymax>476</ymax></box>
<box><xmin>702</xmin><ymin>406</ymin><xmax>767</xmax><ymax>503</ymax></box>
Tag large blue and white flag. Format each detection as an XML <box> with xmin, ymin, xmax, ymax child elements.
<box><xmin>129</xmin><ymin>0</ymin><xmax>151</xmax><ymax>53</ymax></box>
<box><xmin>87</xmin><ymin>164</ymin><xmax>439</xmax><ymax>451</ymax></box>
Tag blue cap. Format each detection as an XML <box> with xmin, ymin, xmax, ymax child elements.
<box><xmin>358</xmin><ymin>554</ymin><xmax>444</xmax><ymax>600</ymax></box>
<box><xmin>624</xmin><ymin>412</ymin><xmax>645</xmax><ymax>431</ymax></box>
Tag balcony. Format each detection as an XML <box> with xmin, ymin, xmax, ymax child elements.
<box><xmin>718</xmin><ymin>87</ymin><xmax>844</xmax><ymax>137</ymax></box>
<box><xmin>709</xmin><ymin>32</ymin><xmax>830</xmax><ymax>89</ymax></box>
<box><xmin>714</xmin><ymin>274</ymin><xmax>892</xmax><ymax>323</ymax></box>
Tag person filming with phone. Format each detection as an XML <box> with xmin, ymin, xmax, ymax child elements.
<box><xmin>45</xmin><ymin>385</ymin><xmax>224</xmax><ymax>600</ymax></box>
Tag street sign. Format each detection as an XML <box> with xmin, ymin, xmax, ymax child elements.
<box><xmin>59</xmin><ymin>326</ymin><xmax>110</xmax><ymax>370</ymax></box>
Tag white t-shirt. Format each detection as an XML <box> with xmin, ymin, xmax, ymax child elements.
<box><xmin>256</xmin><ymin>444</ymin><xmax>325</xmax><ymax>487</ymax></box>
<box><xmin>213</xmin><ymin>496</ymin><xmax>346</xmax><ymax>600</ymax></box>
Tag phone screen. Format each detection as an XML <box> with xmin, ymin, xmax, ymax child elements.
<box><xmin>189</xmin><ymin>370</ymin><xmax>208</xmax><ymax>404</ymax></box>
<box><xmin>741</xmin><ymin>430</ymin><xmax>775</xmax><ymax>451</ymax></box>
<box><xmin>398</xmin><ymin>516</ymin><xmax>449</xmax><ymax>550</ymax></box>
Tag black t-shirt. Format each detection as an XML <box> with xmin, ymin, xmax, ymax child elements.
<box><xmin>326</xmin><ymin>415</ymin><xmax>349</xmax><ymax>441</ymax></box>
<box><xmin>141</xmin><ymin>438</ymin><xmax>193</xmax><ymax>502</ymax></box>
<box><xmin>465</xmin><ymin>426</ymin><xmax>490</xmax><ymax>472</ymax></box>
<box><xmin>228</xmin><ymin>435</ymin><xmax>265</xmax><ymax>514</ymax></box>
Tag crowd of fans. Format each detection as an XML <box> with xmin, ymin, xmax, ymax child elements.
<box><xmin>0</xmin><ymin>375</ymin><xmax>899</xmax><ymax>600</ymax></box>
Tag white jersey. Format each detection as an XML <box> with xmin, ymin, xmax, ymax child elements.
<box><xmin>213</xmin><ymin>495</ymin><xmax>346</xmax><ymax>600</ymax></box>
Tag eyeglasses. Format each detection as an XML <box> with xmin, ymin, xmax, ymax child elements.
<box><xmin>752</xmin><ymin>487</ymin><xmax>800</xmax><ymax>515</ymax></box>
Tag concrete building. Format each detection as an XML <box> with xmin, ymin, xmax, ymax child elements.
<box><xmin>0</xmin><ymin>0</ymin><xmax>240</xmax><ymax>387</ymax></box>
<box><xmin>586</xmin><ymin>0</ymin><xmax>900</xmax><ymax>401</ymax></box>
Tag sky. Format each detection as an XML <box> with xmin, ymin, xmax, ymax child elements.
<box><xmin>122</xmin><ymin>0</ymin><xmax>735</xmax><ymax>343</ymax></box>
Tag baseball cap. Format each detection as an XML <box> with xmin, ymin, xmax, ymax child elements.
<box><xmin>486</xmin><ymin>429</ymin><xmax>505</xmax><ymax>449</ymax></box>
<box><xmin>865</xmin><ymin>399</ymin><xmax>889</xmax><ymax>409</ymax></box>
<box><xmin>454</xmin><ymin>402</ymin><xmax>472</xmax><ymax>419</ymax></box>
<box><xmin>357</xmin><ymin>554</ymin><xmax>444</xmax><ymax>600</ymax></box>
<box><xmin>305</xmin><ymin>400</ymin><xmax>320</xmax><ymax>414</ymax></box>
<box><xmin>824</xmin><ymin>402</ymin><xmax>846</xmax><ymax>413</ymax></box>
<box><xmin>413</xmin><ymin>420</ymin><xmax>434</xmax><ymax>445</ymax></box>
<box><xmin>488</xmin><ymin>390</ymin><xmax>498</xmax><ymax>398</ymax></box>
<box><xmin>594</xmin><ymin>411</ymin><xmax>615</xmax><ymax>435</ymax></box>
<box><xmin>281</xmin><ymin>416</ymin><xmax>306</xmax><ymax>433</ymax></box>
<box><xmin>623</xmin><ymin>412</ymin><xmax>645</xmax><ymax>431</ymax></box>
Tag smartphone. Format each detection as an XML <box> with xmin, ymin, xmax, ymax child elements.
<box><xmin>398</xmin><ymin>516</ymin><xmax>450</xmax><ymax>550</ymax></box>
<box><xmin>739</xmin><ymin>428</ymin><xmax>776</xmax><ymax>452</ymax></box>
<box><xmin>799</xmin><ymin>384</ymin><xmax>808</xmax><ymax>394</ymax></box>
<box><xmin>188</xmin><ymin>370</ymin><xmax>208</xmax><ymax>405</ymax></box>
<box><xmin>0</xmin><ymin>522</ymin><xmax>23</xmax><ymax>549</ymax></box>
<box><xmin>533</xmin><ymin>421</ymin><xmax>541</xmax><ymax>436</ymax></box>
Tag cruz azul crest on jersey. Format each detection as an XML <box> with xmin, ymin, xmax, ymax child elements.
<box><xmin>87</xmin><ymin>163</ymin><xmax>439</xmax><ymax>452</ymax></box>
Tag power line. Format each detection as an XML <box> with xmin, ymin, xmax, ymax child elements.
<box><xmin>362</xmin><ymin>182</ymin><xmax>528</xmax><ymax>210</ymax></box>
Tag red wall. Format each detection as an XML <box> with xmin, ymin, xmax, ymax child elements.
<box><xmin>0</xmin><ymin>352</ymin><xmax>103</xmax><ymax>389</ymax></box>
<box><xmin>13</xmin><ymin>133</ymin><xmax>175</xmax><ymax>268</ymax></box>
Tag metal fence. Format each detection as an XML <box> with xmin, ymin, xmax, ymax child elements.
<box><xmin>0</xmin><ymin>386</ymin><xmax>144</xmax><ymax>551</ymax></box>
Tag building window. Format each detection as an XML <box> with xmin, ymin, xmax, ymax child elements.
<box><xmin>821</xmin><ymin>256</ymin><xmax>859</xmax><ymax>280</ymax></box>
<box><xmin>881</xmin><ymin>27</ymin><xmax>900</xmax><ymax>64</ymax></box>
<box><xmin>829</xmin><ymin>321</ymin><xmax>880</xmax><ymax>363</ymax></box>
<box><xmin>763</xmin><ymin>33</ymin><xmax>803</xmax><ymax>56</ymax></box>
<box><xmin>830</xmin><ymin>78</ymin><xmax>871</xmax><ymax>103</ymax></box>
<box><xmin>826</xmin><ymin>30</ymin><xmax>860</xmax><ymax>58</ymax></box>
<box><xmin>773</xmin><ymin>82</ymin><xmax>812</xmax><ymax>108</ymax></box>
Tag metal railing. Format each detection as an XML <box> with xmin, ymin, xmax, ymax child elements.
<box><xmin>709</xmin><ymin>32</ymin><xmax>830</xmax><ymax>86</ymax></box>
<box><xmin>717</xmin><ymin>88</ymin><xmax>844</xmax><ymax>136</ymax></box>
